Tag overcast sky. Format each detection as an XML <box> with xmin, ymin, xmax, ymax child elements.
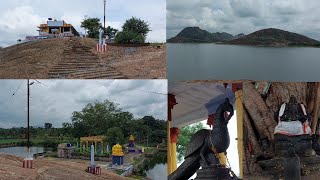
<box><xmin>167</xmin><ymin>0</ymin><xmax>320</xmax><ymax>40</ymax></box>
<box><xmin>0</xmin><ymin>80</ymin><xmax>167</xmax><ymax>129</ymax></box>
<box><xmin>0</xmin><ymin>0</ymin><xmax>166</xmax><ymax>47</ymax></box>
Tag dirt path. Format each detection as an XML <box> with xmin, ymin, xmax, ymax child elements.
<box><xmin>48</xmin><ymin>38</ymin><xmax>126</xmax><ymax>79</ymax></box>
<box><xmin>123</xmin><ymin>152</ymin><xmax>141</xmax><ymax>164</ymax></box>
<box><xmin>0</xmin><ymin>153</ymin><xmax>130</xmax><ymax>180</ymax></box>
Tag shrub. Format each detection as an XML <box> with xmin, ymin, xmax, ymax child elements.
<box><xmin>115</xmin><ymin>31</ymin><xmax>145</xmax><ymax>44</ymax></box>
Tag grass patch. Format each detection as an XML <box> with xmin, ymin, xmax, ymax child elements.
<box><xmin>114</xmin><ymin>169</ymin><xmax>125</xmax><ymax>175</ymax></box>
<box><xmin>0</xmin><ymin>139</ymin><xmax>25</xmax><ymax>144</ymax></box>
<box><xmin>149</xmin><ymin>43</ymin><xmax>163</xmax><ymax>47</ymax></box>
<box><xmin>133</xmin><ymin>156</ymin><xmax>144</xmax><ymax>166</ymax></box>
<box><xmin>129</xmin><ymin>175</ymin><xmax>146</xmax><ymax>179</ymax></box>
<box><xmin>0</xmin><ymin>137</ymin><xmax>78</xmax><ymax>148</ymax></box>
<box><xmin>144</xmin><ymin>147</ymin><xmax>156</xmax><ymax>154</ymax></box>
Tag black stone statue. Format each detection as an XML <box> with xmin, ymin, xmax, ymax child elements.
<box><xmin>280</xmin><ymin>95</ymin><xmax>307</xmax><ymax>123</ymax></box>
<box><xmin>168</xmin><ymin>98</ymin><xmax>236</xmax><ymax>180</ymax></box>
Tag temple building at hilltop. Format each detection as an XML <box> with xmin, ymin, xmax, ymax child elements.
<box><xmin>38</xmin><ymin>19</ymin><xmax>80</xmax><ymax>37</ymax></box>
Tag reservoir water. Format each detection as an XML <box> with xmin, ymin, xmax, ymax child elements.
<box><xmin>167</xmin><ymin>43</ymin><xmax>320</xmax><ymax>81</ymax></box>
<box><xmin>0</xmin><ymin>146</ymin><xmax>48</xmax><ymax>158</ymax></box>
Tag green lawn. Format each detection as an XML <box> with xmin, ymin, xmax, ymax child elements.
<box><xmin>0</xmin><ymin>137</ymin><xmax>78</xmax><ymax>147</ymax></box>
<box><xmin>0</xmin><ymin>138</ymin><xmax>25</xmax><ymax>144</ymax></box>
<box><xmin>144</xmin><ymin>147</ymin><xmax>156</xmax><ymax>153</ymax></box>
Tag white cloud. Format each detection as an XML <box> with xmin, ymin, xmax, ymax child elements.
<box><xmin>167</xmin><ymin>0</ymin><xmax>320</xmax><ymax>40</ymax></box>
<box><xmin>0</xmin><ymin>6</ymin><xmax>43</xmax><ymax>46</ymax></box>
<box><xmin>0</xmin><ymin>0</ymin><xmax>166</xmax><ymax>47</ymax></box>
<box><xmin>0</xmin><ymin>80</ymin><xmax>167</xmax><ymax>128</ymax></box>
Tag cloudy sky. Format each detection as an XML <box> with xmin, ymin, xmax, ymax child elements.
<box><xmin>0</xmin><ymin>0</ymin><xmax>166</xmax><ymax>47</ymax></box>
<box><xmin>0</xmin><ymin>80</ymin><xmax>167</xmax><ymax>129</ymax></box>
<box><xmin>167</xmin><ymin>0</ymin><xmax>320</xmax><ymax>40</ymax></box>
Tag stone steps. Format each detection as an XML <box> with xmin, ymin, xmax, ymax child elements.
<box><xmin>47</xmin><ymin>38</ymin><xmax>125</xmax><ymax>79</ymax></box>
<box><xmin>68</xmin><ymin>69</ymin><xmax>127</xmax><ymax>79</ymax></box>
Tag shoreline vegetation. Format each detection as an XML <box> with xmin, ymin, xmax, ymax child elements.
<box><xmin>167</xmin><ymin>27</ymin><xmax>320</xmax><ymax>47</ymax></box>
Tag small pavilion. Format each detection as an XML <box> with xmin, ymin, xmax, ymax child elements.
<box><xmin>80</xmin><ymin>136</ymin><xmax>107</xmax><ymax>154</ymax></box>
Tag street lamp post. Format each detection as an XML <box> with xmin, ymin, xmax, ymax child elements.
<box><xmin>23</xmin><ymin>79</ymin><xmax>34</xmax><ymax>168</ymax></box>
<box><xmin>104</xmin><ymin>0</ymin><xmax>106</xmax><ymax>39</ymax></box>
<box><xmin>27</xmin><ymin>79</ymin><xmax>30</xmax><ymax>152</ymax></box>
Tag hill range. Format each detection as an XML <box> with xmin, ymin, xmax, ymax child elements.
<box><xmin>167</xmin><ymin>27</ymin><xmax>320</xmax><ymax>47</ymax></box>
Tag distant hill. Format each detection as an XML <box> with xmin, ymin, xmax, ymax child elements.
<box><xmin>228</xmin><ymin>28</ymin><xmax>320</xmax><ymax>47</ymax></box>
<box><xmin>234</xmin><ymin>33</ymin><xmax>245</xmax><ymax>39</ymax></box>
<box><xmin>167</xmin><ymin>27</ymin><xmax>215</xmax><ymax>43</ymax></box>
<box><xmin>167</xmin><ymin>27</ymin><xmax>243</xmax><ymax>43</ymax></box>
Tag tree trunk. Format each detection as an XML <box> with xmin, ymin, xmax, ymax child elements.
<box><xmin>243</xmin><ymin>82</ymin><xmax>320</xmax><ymax>177</ymax></box>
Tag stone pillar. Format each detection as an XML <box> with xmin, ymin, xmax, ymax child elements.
<box><xmin>101</xmin><ymin>142</ymin><xmax>104</xmax><ymax>154</ymax></box>
<box><xmin>80</xmin><ymin>141</ymin><xmax>82</xmax><ymax>153</ymax></box>
<box><xmin>95</xmin><ymin>141</ymin><xmax>97</xmax><ymax>154</ymax></box>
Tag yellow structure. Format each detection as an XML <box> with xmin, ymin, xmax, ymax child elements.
<box><xmin>112</xmin><ymin>144</ymin><xmax>124</xmax><ymax>156</ymax></box>
<box><xmin>80</xmin><ymin>136</ymin><xmax>106</xmax><ymax>154</ymax></box>
<box><xmin>235</xmin><ymin>90</ymin><xmax>244</xmax><ymax>179</ymax></box>
<box><xmin>38</xmin><ymin>19</ymin><xmax>79</xmax><ymax>37</ymax></box>
<box><xmin>129</xmin><ymin>134</ymin><xmax>134</xmax><ymax>141</ymax></box>
<box><xmin>167</xmin><ymin>121</ymin><xmax>173</xmax><ymax>174</ymax></box>
<box><xmin>216</xmin><ymin>153</ymin><xmax>227</xmax><ymax>166</ymax></box>
<box><xmin>168</xmin><ymin>127</ymin><xmax>179</xmax><ymax>174</ymax></box>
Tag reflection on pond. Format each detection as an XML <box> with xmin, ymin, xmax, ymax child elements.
<box><xmin>142</xmin><ymin>152</ymin><xmax>167</xmax><ymax>180</ymax></box>
<box><xmin>0</xmin><ymin>146</ymin><xmax>52</xmax><ymax>158</ymax></box>
<box><xmin>146</xmin><ymin>163</ymin><xmax>167</xmax><ymax>180</ymax></box>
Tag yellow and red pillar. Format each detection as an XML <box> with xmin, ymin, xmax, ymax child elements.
<box><xmin>168</xmin><ymin>94</ymin><xmax>178</xmax><ymax>175</ymax></box>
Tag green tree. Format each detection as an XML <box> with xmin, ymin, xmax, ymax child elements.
<box><xmin>115</xmin><ymin>17</ymin><xmax>150</xmax><ymax>43</ymax></box>
<box><xmin>177</xmin><ymin>122</ymin><xmax>204</xmax><ymax>162</ymax></box>
<box><xmin>62</xmin><ymin>122</ymin><xmax>72</xmax><ymax>136</ymax></box>
<box><xmin>122</xmin><ymin>17</ymin><xmax>150</xmax><ymax>37</ymax></box>
<box><xmin>81</xmin><ymin>17</ymin><xmax>101</xmax><ymax>38</ymax></box>
<box><xmin>115</xmin><ymin>31</ymin><xmax>145</xmax><ymax>44</ymax></box>
<box><xmin>107</xmin><ymin>127</ymin><xmax>125</xmax><ymax>146</ymax></box>
<box><xmin>104</xmin><ymin>26</ymin><xmax>118</xmax><ymax>39</ymax></box>
<box><xmin>70</xmin><ymin>100</ymin><xmax>135</xmax><ymax>138</ymax></box>
<box><xmin>44</xmin><ymin>123</ymin><xmax>52</xmax><ymax>130</ymax></box>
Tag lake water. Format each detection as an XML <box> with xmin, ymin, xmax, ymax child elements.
<box><xmin>167</xmin><ymin>43</ymin><xmax>320</xmax><ymax>82</ymax></box>
<box><xmin>0</xmin><ymin>146</ymin><xmax>48</xmax><ymax>158</ymax></box>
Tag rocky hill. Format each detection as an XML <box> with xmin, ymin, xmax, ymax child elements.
<box><xmin>167</xmin><ymin>27</ymin><xmax>242</xmax><ymax>43</ymax></box>
<box><xmin>167</xmin><ymin>27</ymin><xmax>215</xmax><ymax>43</ymax></box>
<box><xmin>228</xmin><ymin>28</ymin><xmax>320</xmax><ymax>47</ymax></box>
<box><xmin>0</xmin><ymin>37</ymin><xmax>165</xmax><ymax>79</ymax></box>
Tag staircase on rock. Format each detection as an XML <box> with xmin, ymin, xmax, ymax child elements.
<box><xmin>48</xmin><ymin>39</ymin><xmax>126</xmax><ymax>79</ymax></box>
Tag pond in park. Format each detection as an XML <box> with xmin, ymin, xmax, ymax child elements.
<box><xmin>144</xmin><ymin>152</ymin><xmax>167</xmax><ymax>180</ymax></box>
<box><xmin>0</xmin><ymin>146</ymin><xmax>52</xmax><ymax>158</ymax></box>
